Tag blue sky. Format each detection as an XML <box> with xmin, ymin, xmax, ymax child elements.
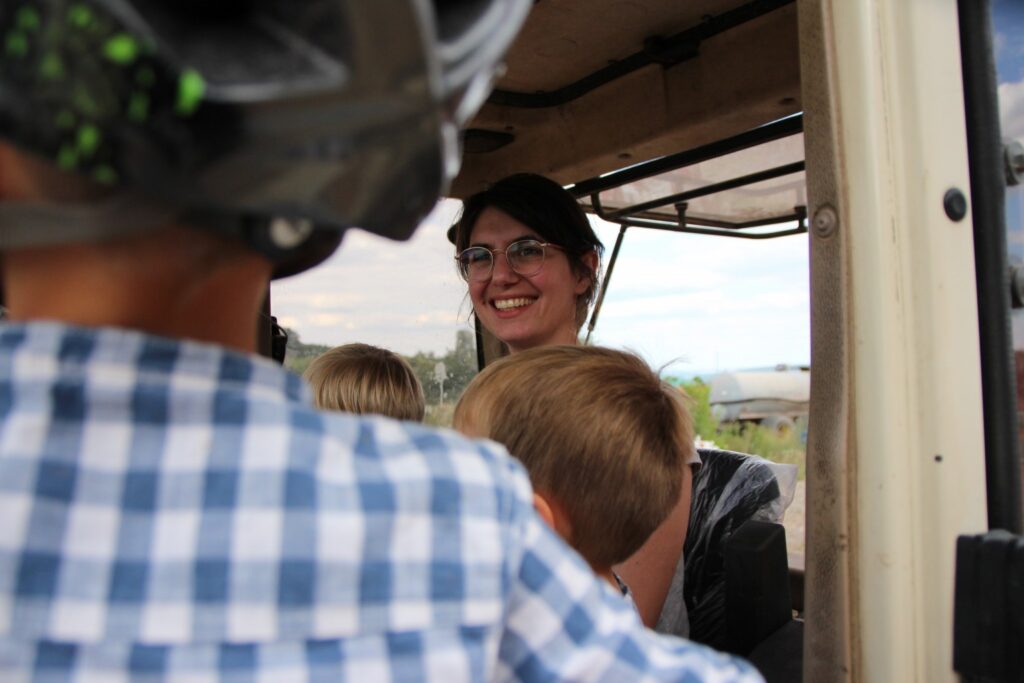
<box><xmin>994</xmin><ymin>0</ymin><xmax>1024</xmax><ymax>83</ymax></box>
<box><xmin>994</xmin><ymin>0</ymin><xmax>1024</xmax><ymax>349</ymax></box>
<box><xmin>995</xmin><ymin>0</ymin><xmax>1024</xmax><ymax>262</ymax></box>
<box><xmin>584</xmin><ymin>220</ymin><xmax>808</xmax><ymax>376</ymax></box>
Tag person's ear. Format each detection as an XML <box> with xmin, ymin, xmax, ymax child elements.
<box><xmin>574</xmin><ymin>249</ymin><xmax>599</xmax><ymax>295</ymax></box>
<box><xmin>533</xmin><ymin>493</ymin><xmax>557</xmax><ymax>528</ymax></box>
<box><xmin>533</xmin><ymin>492</ymin><xmax>573</xmax><ymax>543</ymax></box>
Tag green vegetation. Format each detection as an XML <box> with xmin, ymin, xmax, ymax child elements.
<box><xmin>678</xmin><ymin>378</ymin><xmax>806</xmax><ymax>479</ymax></box>
<box><xmin>424</xmin><ymin>402</ymin><xmax>456</xmax><ymax>428</ymax></box>
<box><xmin>282</xmin><ymin>329</ymin><xmax>329</xmax><ymax>377</ymax></box>
<box><xmin>404</xmin><ymin>330</ymin><xmax>477</xmax><ymax>410</ymax></box>
<box><xmin>282</xmin><ymin>335</ymin><xmax>806</xmax><ymax>465</ymax></box>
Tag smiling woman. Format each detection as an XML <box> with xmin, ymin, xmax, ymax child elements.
<box><xmin>448</xmin><ymin>173</ymin><xmax>700</xmax><ymax>631</ymax></box>
<box><xmin>450</xmin><ymin>173</ymin><xmax>604</xmax><ymax>353</ymax></box>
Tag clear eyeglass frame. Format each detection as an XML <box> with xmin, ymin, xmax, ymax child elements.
<box><xmin>455</xmin><ymin>238</ymin><xmax>565</xmax><ymax>281</ymax></box>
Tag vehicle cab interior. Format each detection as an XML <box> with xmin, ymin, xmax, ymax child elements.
<box><xmin>450</xmin><ymin>1</ymin><xmax>808</xmax><ymax>678</ymax></box>
<box><xmin>439</xmin><ymin>0</ymin><xmax>1024</xmax><ymax>680</ymax></box>
<box><xmin>269</xmin><ymin>0</ymin><xmax>1023</xmax><ymax>680</ymax></box>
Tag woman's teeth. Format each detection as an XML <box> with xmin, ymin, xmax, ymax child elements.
<box><xmin>494</xmin><ymin>297</ymin><xmax>534</xmax><ymax>310</ymax></box>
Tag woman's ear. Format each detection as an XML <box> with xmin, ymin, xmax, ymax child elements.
<box><xmin>574</xmin><ymin>249</ymin><xmax>599</xmax><ymax>295</ymax></box>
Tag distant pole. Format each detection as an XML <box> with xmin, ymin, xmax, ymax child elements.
<box><xmin>434</xmin><ymin>361</ymin><xmax>447</xmax><ymax>404</ymax></box>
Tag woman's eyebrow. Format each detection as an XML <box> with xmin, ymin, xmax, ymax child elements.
<box><xmin>470</xmin><ymin>234</ymin><xmax>540</xmax><ymax>248</ymax></box>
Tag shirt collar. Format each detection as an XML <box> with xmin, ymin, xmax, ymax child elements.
<box><xmin>0</xmin><ymin>320</ymin><xmax>310</xmax><ymax>405</ymax></box>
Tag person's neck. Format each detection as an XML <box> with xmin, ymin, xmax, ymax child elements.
<box><xmin>595</xmin><ymin>565</ymin><xmax>620</xmax><ymax>591</ymax></box>
<box><xmin>3</xmin><ymin>241</ymin><xmax>271</xmax><ymax>353</ymax></box>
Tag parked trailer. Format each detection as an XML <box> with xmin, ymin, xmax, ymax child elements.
<box><xmin>709</xmin><ymin>368</ymin><xmax>810</xmax><ymax>432</ymax></box>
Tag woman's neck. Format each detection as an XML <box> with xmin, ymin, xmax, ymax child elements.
<box><xmin>507</xmin><ymin>327</ymin><xmax>580</xmax><ymax>354</ymax></box>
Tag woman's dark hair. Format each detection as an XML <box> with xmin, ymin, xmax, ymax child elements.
<box><xmin>452</xmin><ymin>173</ymin><xmax>605</xmax><ymax>329</ymax></box>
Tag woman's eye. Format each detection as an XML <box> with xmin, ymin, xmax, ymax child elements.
<box><xmin>465</xmin><ymin>249</ymin><xmax>491</xmax><ymax>264</ymax></box>
<box><xmin>514</xmin><ymin>243</ymin><xmax>544</xmax><ymax>258</ymax></box>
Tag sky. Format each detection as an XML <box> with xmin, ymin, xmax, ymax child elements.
<box><xmin>995</xmin><ymin>0</ymin><xmax>1024</xmax><ymax>260</ymax></box>
<box><xmin>272</xmin><ymin>199</ymin><xmax>810</xmax><ymax>378</ymax></box>
<box><xmin>994</xmin><ymin>0</ymin><xmax>1024</xmax><ymax>346</ymax></box>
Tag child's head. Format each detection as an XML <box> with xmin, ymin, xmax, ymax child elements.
<box><xmin>304</xmin><ymin>343</ymin><xmax>425</xmax><ymax>421</ymax></box>
<box><xmin>453</xmin><ymin>345</ymin><xmax>694</xmax><ymax>570</ymax></box>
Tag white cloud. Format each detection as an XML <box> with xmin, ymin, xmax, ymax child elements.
<box><xmin>1000</xmin><ymin>79</ymin><xmax>1024</xmax><ymax>139</ymax></box>
<box><xmin>586</xmin><ymin>216</ymin><xmax>810</xmax><ymax>372</ymax></box>
<box><xmin>272</xmin><ymin>291</ymin><xmax>367</xmax><ymax>309</ymax></box>
<box><xmin>272</xmin><ymin>200</ymin><xmax>470</xmax><ymax>355</ymax></box>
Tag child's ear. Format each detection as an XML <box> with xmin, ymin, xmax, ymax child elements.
<box><xmin>532</xmin><ymin>492</ymin><xmax>573</xmax><ymax>543</ymax></box>
<box><xmin>533</xmin><ymin>493</ymin><xmax>557</xmax><ymax>528</ymax></box>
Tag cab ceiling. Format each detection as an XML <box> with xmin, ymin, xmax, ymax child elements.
<box><xmin>451</xmin><ymin>0</ymin><xmax>801</xmax><ymax>197</ymax></box>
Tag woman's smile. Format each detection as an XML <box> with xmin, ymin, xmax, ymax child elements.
<box><xmin>493</xmin><ymin>296</ymin><xmax>537</xmax><ymax>312</ymax></box>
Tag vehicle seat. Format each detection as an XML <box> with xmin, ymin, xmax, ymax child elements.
<box><xmin>677</xmin><ymin>448</ymin><xmax>792</xmax><ymax>650</ymax></box>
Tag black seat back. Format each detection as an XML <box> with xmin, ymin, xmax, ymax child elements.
<box><xmin>725</xmin><ymin>519</ymin><xmax>792</xmax><ymax>655</ymax></box>
<box><xmin>681</xmin><ymin>448</ymin><xmax>785</xmax><ymax>650</ymax></box>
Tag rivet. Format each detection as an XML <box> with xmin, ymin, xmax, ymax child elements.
<box><xmin>811</xmin><ymin>205</ymin><xmax>838</xmax><ymax>238</ymax></box>
<box><xmin>943</xmin><ymin>188</ymin><xmax>968</xmax><ymax>222</ymax></box>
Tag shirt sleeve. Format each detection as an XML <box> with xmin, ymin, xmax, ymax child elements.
<box><xmin>495</xmin><ymin>486</ymin><xmax>763</xmax><ymax>683</ymax></box>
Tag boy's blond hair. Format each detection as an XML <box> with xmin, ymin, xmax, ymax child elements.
<box><xmin>453</xmin><ymin>345</ymin><xmax>694</xmax><ymax>568</ymax></box>
<box><xmin>304</xmin><ymin>343</ymin><xmax>425</xmax><ymax>421</ymax></box>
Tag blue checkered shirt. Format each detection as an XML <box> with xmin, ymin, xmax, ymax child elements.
<box><xmin>0</xmin><ymin>323</ymin><xmax>762</xmax><ymax>682</ymax></box>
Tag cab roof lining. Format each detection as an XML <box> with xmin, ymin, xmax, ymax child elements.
<box><xmin>452</xmin><ymin>0</ymin><xmax>801</xmax><ymax>197</ymax></box>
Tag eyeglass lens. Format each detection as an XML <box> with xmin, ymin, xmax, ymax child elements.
<box><xmin>459</xmin><ymin>240</ymin><xmax>548</xmax><ymax>281</ymax></box>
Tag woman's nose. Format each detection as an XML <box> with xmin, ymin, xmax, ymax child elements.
<box><xmin>490</xmin><ymin>252</ymin><xmax>520</xmax><ymax>283</ymax></box>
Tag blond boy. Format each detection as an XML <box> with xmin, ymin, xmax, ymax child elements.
<box><xmin>304</xmin><ymin>343</ymin><xmax>426</xmax><ymax>421</ymax></box>
<box><xmin>453</xmin><ymin>345</ymin><xmax>695</xmax><ymax>600</ymax></box>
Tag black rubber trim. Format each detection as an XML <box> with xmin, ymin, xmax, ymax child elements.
<box><xmin>489</xmin><ymin>0</ymin><xmax>795</xmax><ymax>109</ymax></box>
<box><xmin>958</xmin><ymin>0</ymin><xmax>1023</xmax><ymax>533</ymax></box>
<box><xmin>584</xmin><ymin>224</ymin><xmax>627</xmax><ymax>343</ymax></box>
<box><xmin>599</xmin><ymin>161</ymin><xmax>804</xmax><ymax>220</ymax></box>
<box><xmin>474</xmin><ymin>315</ymin><xmax>487</xmax><ymax>373</ymax></box>
<box><xmin>569</xmin><ymin>114</ymin><xmax>803</xmax><ymax>198</ymax></box>
<box><xmin>589</xmin><ymin>192</ymin><xmax>807</xmax><ymax>241</ymax></box>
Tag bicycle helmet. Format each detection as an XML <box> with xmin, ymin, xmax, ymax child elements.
<box><xmin>0</xmin><ymin>0</ymin><xmax>531</xmax><ymax>276</ymax></box>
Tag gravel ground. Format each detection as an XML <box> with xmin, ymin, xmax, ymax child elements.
<box><xmin>782</xmin><ymin>479</ymin><xmax>806</xmax><ymax>556</ymax></box>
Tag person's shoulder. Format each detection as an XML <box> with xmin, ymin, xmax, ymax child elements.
<box><xmin>302</xmin><ymin>408</ymin><xmax>534</xmax><ymax>502</ymax></box>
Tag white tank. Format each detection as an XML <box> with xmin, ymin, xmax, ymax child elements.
<box><xmin>708</xmin><ymin>367</ymin><xmax>810</xmax><ymax>423</ymax></box>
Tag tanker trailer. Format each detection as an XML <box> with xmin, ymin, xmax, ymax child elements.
<box><xmin>709</xmin><ymin>366</ymin><xmax>810</xmax><ymax>433</ymax></box>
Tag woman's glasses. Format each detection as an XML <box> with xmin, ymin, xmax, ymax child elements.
<box><xmin>456</xmin><ymin>239</ymin><xmax>565</xmax><ymax>282</ymax></box>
